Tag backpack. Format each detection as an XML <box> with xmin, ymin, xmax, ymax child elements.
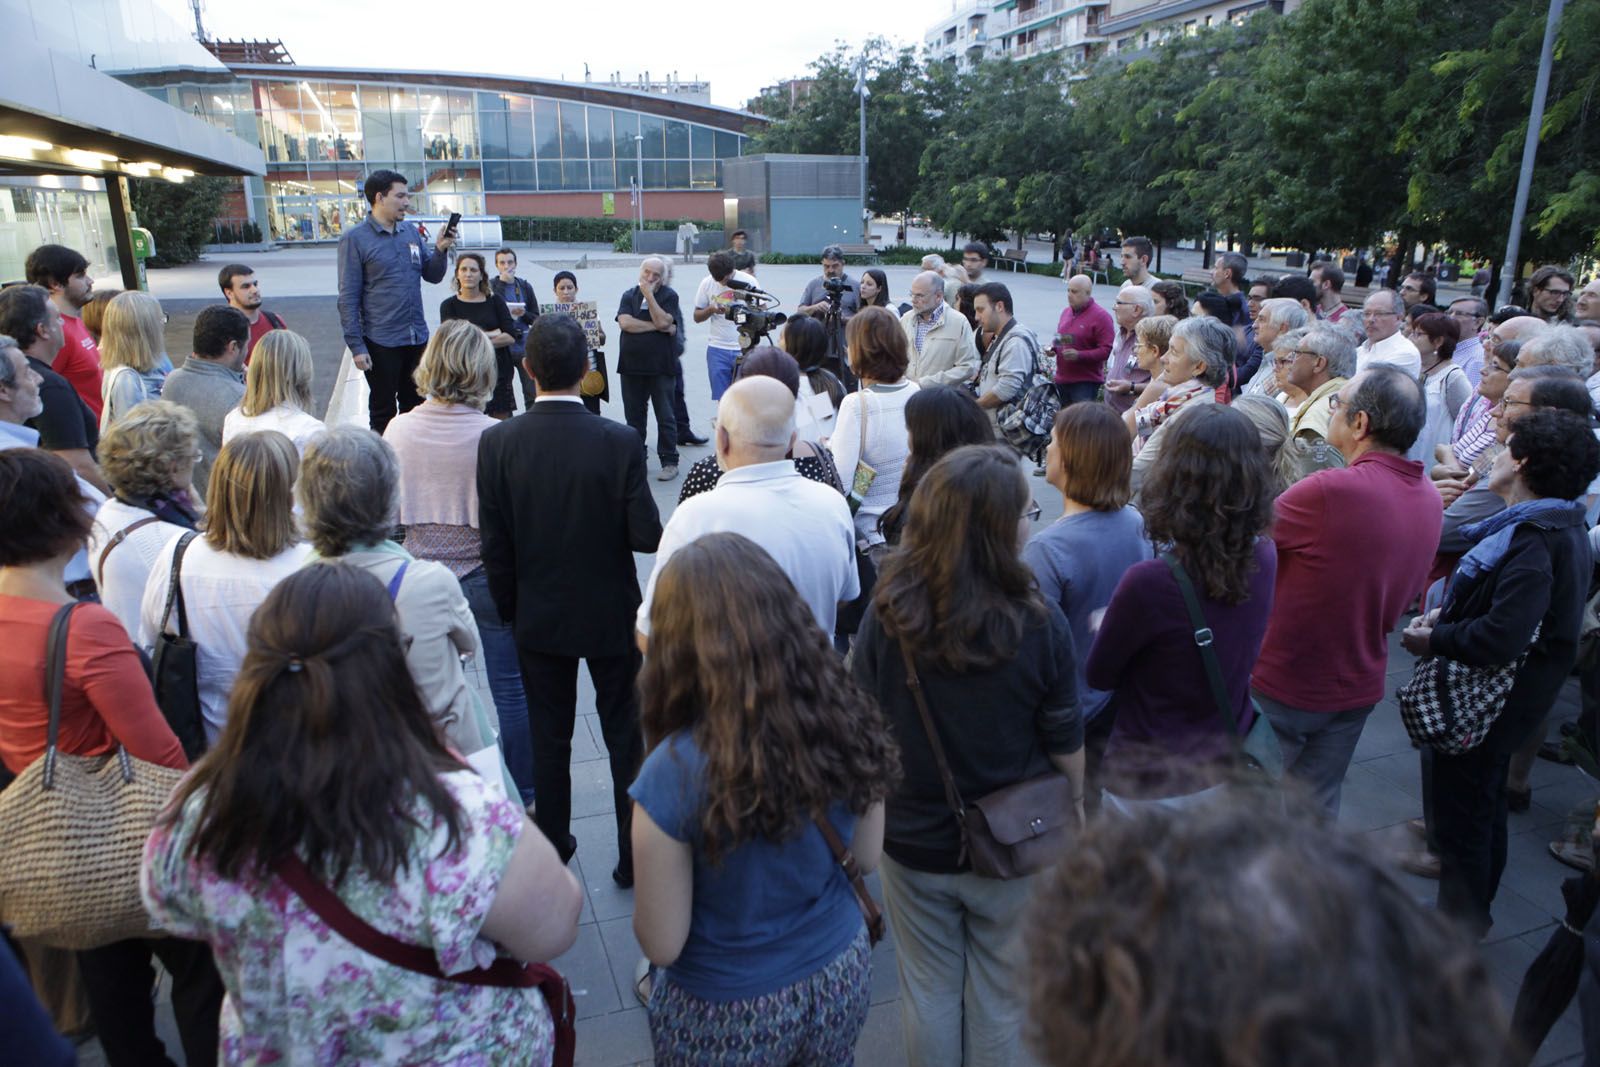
<box><xmin>996</xmin><ymin>328</ymin><xmax>1059</xmax><ymax>459</ymax></box>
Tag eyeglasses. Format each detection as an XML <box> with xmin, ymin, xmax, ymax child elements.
<box><xmin>1022</xmin><ymin>501</ymin><xmax>1042</xmax><ymax>523</ymax></box>
<box><xmin>1537</xmin><ymin>284</ymin><xmax>1572</xmax><ymax>296</ymax></box>
<box><xmin>1276</xmin><ymin>348</ymin><xmax>1320</xmax><ymax>364</ymax></box>
<box><xmin>1448</xmin><ymin>310</ymin><xmax>1482</xmax><ymax>320</ymax></box>
<box><xmin>1492</xmin><ymin>398</ymin><xmax>1535</xmax><ymax>412</ymax></box>
<box><xmin>1362</xmin><ymin>310</ymin><xmax>1399</xmax><ymax>319</ymax></box>
<box><xmin>1114</xmin><ymin>300</ymin><xmax>1139</xmax><ymax>308</ymax></box>
<box><xmin>1328</xmin><ymin>394</ymin><xmax>1346</xmax><ymax>411</ymax></box>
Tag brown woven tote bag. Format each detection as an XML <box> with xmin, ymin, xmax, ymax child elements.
<box><xmin>0</xmin><ymin>602</ymin><xmax>186</xmax><ymax>949</ymax></box>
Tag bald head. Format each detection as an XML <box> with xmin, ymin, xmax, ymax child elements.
<box><xmin>1067</xmin><ymin>274</ymin><xmax>1093</xmax><ymax>311</ymax></box>
<box><xmin>716</xmin><ymin>376</ymin><xmax>796</xmax><ymax>468</ymax></box>
<box><xmin>911</xmin><ymin>271</ymin><xmax>946</xmax><ymax>316</ymax></box>
<box><xmin>1490</xmin><ymin>315</ymin><xmax>1550</xmax><ymax>365</ymax></box>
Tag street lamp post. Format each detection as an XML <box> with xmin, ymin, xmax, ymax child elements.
<box><xmin>1496</xmin><ymin>0</ymin><xmax>1566</xmax><ymax>306</ymax></box>
<box><xmin>634</xmin><ymin>133</ymin><xmax>644</xmax><ymax>253</ymax></box>
<box><xmin>856</xmin><ymin>56</ymin><xmax>870</xmax><ymax>243</ymax></box>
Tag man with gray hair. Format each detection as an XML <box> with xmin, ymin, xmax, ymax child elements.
<box><xmin>797</xmin><ymin>245</ymin><xmax>861</xmax><ymax>376</ymax></box>
<box><xmin>637</xmin><ymin>376</ymin><xmax>858</xmax><ymax>639</ymax></box>
<box><xmin>1447</xmin><ymin>297</ymin><xmax>1490</xmax><ymax>386</ymax></box>
<box><xmin>1282</xmin><ymin>324</ymin><xmax>1358</xmax><ymax>445</ymax></box>
<box><xmin>1105</xmin><ymin>285</ymin><xmax>1156</xmax><ymax>415</ymax></box>
<box><xmin>1242</xmin><ymin>297</ymin><xmax>1313</xmax><ymax>397</ymax></box>
<box><xmin>616</xmin><ymin>256</ymin><xmax>685</xmax><ymax>480</ymax></box>
<box><xmin>1355</xmin><ymin>289</ymin><xmax>1421</xmax><ymax>377</ymax></box>
<box><xmin>1515</xmin><ymin>324</ymin><xmax>1594</xmax><ymax>379</ymax></box>
<box><xmin>1255</xmin><ymin>365</ymin><xmax>1439</xmax><ymax>817</ymax></box>
<box><xmin>902</xmin><ymin>270</ymin><xmax>979</xmax><ymax>389</ymax></box>
<box><xmin>1211</xmin><ymin>251</ymin><xmax>1249</xmax><ymax>326</ymax></box>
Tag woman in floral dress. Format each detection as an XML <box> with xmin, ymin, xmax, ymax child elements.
<box><xmin>142</xmin><ymin>562</ymin><xmax>582</xmax><ymax>1065</ymax></box>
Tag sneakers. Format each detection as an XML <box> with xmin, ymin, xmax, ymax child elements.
<box><xmin>657</xmin><ymin>464</ymin><xmax>679</xmax><ymax>481</ymax></box>
<box><xmin>1550</xmin><ymin>840</ymin><xmax>1595</xmax><ymax>872</ymax></box>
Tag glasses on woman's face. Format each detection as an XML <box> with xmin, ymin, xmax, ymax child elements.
<box><xmin>1022</xmin><ymin>501</ymin><xmax>1042</xmax><ymax>523</ymax></box>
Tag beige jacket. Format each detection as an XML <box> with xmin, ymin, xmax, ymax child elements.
<box><xmin>902</xmin><ymin>307</ymin><xmax>980</xmax><ymax>390</ymax></box>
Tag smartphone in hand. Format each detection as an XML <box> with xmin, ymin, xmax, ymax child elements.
<box><xmin>444</xmin><ymin>211</ymin><xmax>461</xmax><ymax>238</ymax></box>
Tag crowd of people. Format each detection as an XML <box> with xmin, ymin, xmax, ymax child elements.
<box><xmin>4</xmin><ymin>168</ymin><xmax>1600</xmax><ymax>1066</ymax></box>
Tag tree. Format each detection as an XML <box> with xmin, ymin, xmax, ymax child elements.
<box><xmin>129</xmin><ymin>175</ymin><xmax>231</xmax><ymax>267</ymax></box>
<box><xmin>749</xmin><ymin>40</ymin><xmax>939</xmax><ymax>220</ymax></box>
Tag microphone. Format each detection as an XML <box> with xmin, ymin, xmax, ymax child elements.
<box><xmin>726</xmin><ymin>278</ymin><xmax>765</xmax><ymax>294</ymax></box>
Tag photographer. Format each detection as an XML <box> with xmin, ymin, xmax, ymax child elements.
<box><xmin>693</xmin><ymin>252</ymin><xmax>760</xmax><ymax>402</ymax></box>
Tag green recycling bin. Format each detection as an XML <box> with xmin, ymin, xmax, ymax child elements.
<box><xmin>130</xmin><ymin>227</ymin><xmax>156</xmax><ymax>290</ymax></box>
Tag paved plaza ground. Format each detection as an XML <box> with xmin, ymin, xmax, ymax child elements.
<box><xmin>77</xmin><ymin>241</ymin><xmax>1586</xmax><ymax>1065</ymax></box>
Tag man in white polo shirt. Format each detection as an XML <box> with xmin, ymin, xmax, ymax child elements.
<box><xmin>1355</xmin><ymin>288</ymin><xmax>1422</xmax><ymax>377</ymax></box>
<box><xmin>637</xmin><ymin>376</ymin><xmax>858</xmax><ymax>643</ymax></box>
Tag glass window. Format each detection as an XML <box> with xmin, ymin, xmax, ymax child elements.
<box><xmin>480</xmin><ymin>111</ymin><xmax>509</xmax><ymax>158</ymax></box>
<box><xmin>638</xmin><ymin>114</ymin><xmax>665</xmax><ymax>158</ymax></box>
<box><xmin>392</xmin><ymin>111</ymin><xmax>424</xmax><ymax>163</ymax></box>
<box><xmin>587</xmin><ymin>107</ymin><xmax>614</xmax><ymax>160</ymax></box>
<box><xmin>449</xmin><ymin>111</ymin><xmax>478</xmax><ymax>160</ymax></box>
<box><xmin>508</xmin><ymin>112</ymin><xmax>533</xmax><ymax>158</ymax></box>
<box><xmin>616</xmin><ymin>158</ymin><xmax>638</xmax><ymax>190</ymax></box>
<box><xmin>665</xmin><ymin>161</ymin><xmax>690</xmax><ymax>188</ymax></box>
<box><xmin>691</xmin><ymin>125</ymin><xmax>718</xmax><ymax>160</ymax></box>
<box><xmin>360</xmin><ymin>86</ymin><xmax>391</xmax><ymax>111</ymax></box>
<box><xmin>362</xmin><ymin>108</ymin><xmax>395</xmax><ymax>160</ymax></box>
<box><xmin>477</xmin><ymin>91</ymin><xmax>505</xmax><ymax>112</ymax></box>
<box><xmin>559</xmin><ymin>103</ymin><xmax>587</xmax><ymax>158</ymax></box>
<box><xmin>590</xmin><ymin>160</ymin><xmax>616</xmax><ymax>189</ymax></box>
<box><xmin>613</xmin><ymin>109</ymin><xmax>639</xmax><ymax>143</ymax></box>
<box><xmin>562</xmin><ymin>161</ymin><xmax>590</xmax><ymax>190</ymax></box>
<box><xmin>391</xmin><ymin>88</ymin><xmax>418</xmax><ymax>110</ymax></box>
<box><xmin>262</xmin><ymin>81</ymin><xmax>301</xmax><ymax>111</ymax></box>
<box><xmin>533</xmin><ymin>100</ymin><xmax>560</xmax><ymax>159</ymax></box>
<box><xmin>484</xmin><ymin>160</ymin><xmax>511</xmax><ymax>191</ymax></box>
<box><xmin>322</xmin><ymin>84</ymin><xmax>358</xmax><ymax>110</ymax></box>
<box><xmin>537</xmin><ymin>161</ymin><xmax>563</xmax><ymax>191</ymax></box>
<box><xmin>642</xmin><ymin>160</ymin><xmax>667</xmax><ymax>189</ymax></box>
<box><xmin>715</xmin><ymin>130</ymin><xmax>741</xmax><ymax>158</ymax></box>
<box><xmin>665</xmin><ymin>120</ymin><xmax>690</xmax><ymax>158</ymax></box>
<box><xmin>447</xmin><ymin>91</ymin><xmax>473</xmax><ymax>114</ymax></box>
<box><xmin>508</xmin><ymin>161</ymin><xmax>534</xmax><ymax>189</ymax></box>
<box><xmin>690</xmin><ymin>160</ymin><xmax>718</xmax><ymax>188</ymax></box>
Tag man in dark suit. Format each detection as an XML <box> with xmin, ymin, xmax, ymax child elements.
<box><xmin>478</xmin><ymin>314</ymin><xmax>663</xmax><ymax>886</ymax></box>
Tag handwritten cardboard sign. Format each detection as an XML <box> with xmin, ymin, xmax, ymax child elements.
<box><xmin>539</xmin><ymin>301</ymin><xmax>602</xmax><ymax>349</ymax></box>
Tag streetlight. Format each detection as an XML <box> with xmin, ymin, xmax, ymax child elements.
<box><xmin>1497</xmin><ymin>0</ymin><xmax>1566</xmax><ymax>305</ymax></box>
<box><xmin>634</xmin><ymin>133</ymin><xmax>644</xmax><ymax>253</ymax></box>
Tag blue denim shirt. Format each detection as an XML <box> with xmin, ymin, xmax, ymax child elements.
<box><xmin>336</xmin><ymin>214</ymin><xmax>448</xmax><ymax>354</ymax></box>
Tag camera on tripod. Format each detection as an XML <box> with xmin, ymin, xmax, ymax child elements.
<box><xmin>821</xmin><ymin>276</ymin><xmax>851</xmax><ymax>306</ymax></box>
<box><xmin>724</xmin><ymin>300</ymin><xmax>786</xmax><ymax>346</ymax></box>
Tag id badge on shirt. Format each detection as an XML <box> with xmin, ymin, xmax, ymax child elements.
<box><xmin>409</xmin><ymin>242</ymin><xmax>422</xmax><ymax>267</ymax></box>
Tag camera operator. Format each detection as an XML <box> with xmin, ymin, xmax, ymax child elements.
<box><xmin>693</xmin><ymin>252</ymin><xmax>760</xmax><ymax>402</ymax></box>
<box><xmin>797</xmin><ymin>245</ymin><xmax>860</xmax><ymax>385</ymax></box>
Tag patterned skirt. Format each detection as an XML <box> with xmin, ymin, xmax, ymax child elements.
<box><xmin>647</xmin><ymin>928</ymin><xmax>872</xmax><ymax>1066</ymax></box>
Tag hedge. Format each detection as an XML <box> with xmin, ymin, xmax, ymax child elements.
<box><xmin>500</xmin><ymin>216</ymin><xmax>719</xmax><ymax>245</ymax></box>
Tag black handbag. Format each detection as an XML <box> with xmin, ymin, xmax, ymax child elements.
<box><xmin>150</xmin><ymin>531</ymin><xmax>207</xmax><ymax>761</ymax></box>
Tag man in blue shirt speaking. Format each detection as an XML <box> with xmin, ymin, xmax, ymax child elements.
<box><xmin>337</xmin><ymin>169</ymin><xmax>456</xmax><ymax>432</ymax></box>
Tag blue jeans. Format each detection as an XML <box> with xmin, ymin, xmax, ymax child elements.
<box><xmin>707</xmin><ymin>345</ymin><xmax>740</xmax><ymax>400</ymax></box>
<box><xmin>460</xmin><ymin>567</ymin><xmax>534</xmax><ymax>806</ymax></box>
<box><xmin>1255</xmin><ymin>692</ymin><xmax>1374</xmax><ymax>818</ymax></box>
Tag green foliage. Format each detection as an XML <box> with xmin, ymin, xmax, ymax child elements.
<box><xmin>130</xmin><ymin>175</ymin><xmax>231</xmax><ymax>267</ymax></box>
<box><xmin>499</xmin><ymin>216</ymin><xmax>720</xmax><ymax>250</ymax></box>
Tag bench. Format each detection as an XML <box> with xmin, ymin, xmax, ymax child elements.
<box><xmin>997</xmin><ymin>249</ymin><xmax>1029</xmax><ymax>272</ymax></box>
<box><xmin>835</xmin><ymin>243</ymin><xmax>879</xmax><ymax>263</ymax></box>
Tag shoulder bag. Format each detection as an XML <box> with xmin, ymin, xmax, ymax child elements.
<box><xmin>900</xmin><ymin>644</ymin><xmax>1076</xmax><ymax>880</ymax></box>
<box><xmin>813</xmin><ymin>816</ymin><xmax>885</xmax><ymax>945</ymax></box>
<box><xmin>1161</xmin><ymin>553</ymin><xmax>1284</xmax><ymax>781</ymax></box>
<box><xmin>275</xmin><ymin>854</ymin><xmax>575</xmax><ymax>1067</ymax></box>
<box><xmin>845</xmin><ymin>391</ymin><xmax>878</xmax><ymax>516</ymax></box>
<box><xmin>151</xmin><ymin>531</ymin><xmax>207</xmax><ymax>761</ymax></box>
<box><xmin>0</xmin><ymin>602</ymin><xmax>186</xmax><ymax>949</ymax></box>
<box><xmin>997</xmin><ymin>331</ymin><xmax>1060</xmax><ymax>459</ymax></box>
<box><xmin>95</xmin><ymin>514</ymin><xmax>160</xmax><ymax>589</ymax></box>
<box><xmin>1397</xmin><ymin>624</ymin><xmax>1538</xmax><ymax>755</ymax></box>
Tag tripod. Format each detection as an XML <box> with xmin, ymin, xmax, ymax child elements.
<box><xmin>821</xmin><ymin>299</ymin><xmax>859</xmax><ymax>392</ymax></box>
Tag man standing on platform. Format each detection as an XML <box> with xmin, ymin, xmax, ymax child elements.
<box><xmin>337</xmin><ymin>169</ymin><xmax>455</xmax><ymax>433</ymax></box>
<box><xmin>217</xmin><ymin>263</ymin><xmax>287</xmax><ymax>362</ymax></box>
<box><xmin>477</xmin><ymin>314</ymin><xmax>662</xmax><ymax>887</ymax></box>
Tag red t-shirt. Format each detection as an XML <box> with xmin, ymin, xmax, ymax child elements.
<box><xmin>55</xmin><ymin>313</ymin><xmax>104</xmax><ymax>419</ymax></box>
<box><xmin>244</xmin><ymin>309</ymin><xmax>286</xmax><ymax>363</ymax></box>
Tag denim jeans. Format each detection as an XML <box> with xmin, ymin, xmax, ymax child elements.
<box><xmin>459</xmin><ymin>567</ymin><xmax>534</xmax><ymax>807</ymax></box>
<box><xmin>1256</xmin><ymin>692</ymin><xmax>1374</xmax><ymax>818</ymax></box>
<box><xmin>707</xmin><ymin>345</ymin><xmax>740</xmax><ymax>401</ymax></box>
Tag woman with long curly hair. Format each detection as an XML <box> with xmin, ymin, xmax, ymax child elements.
<box><xmin>854</xmin><ymin>444</ymin><xmax>1085</xmax><ymax>1067</ymax></box>
<box><xmin>630</xmin><ymin>532</ymin><xmax>900</xmax><ymax>1066</ymax></box>
<box><xmin>1087</xmin><ymin>403</ymin><xmax>1277</xmax><ymax>809</ymax></box>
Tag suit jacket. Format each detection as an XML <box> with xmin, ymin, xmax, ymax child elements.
<box><xmin>477</xmin><ymin>400</ymin><xmax>663</xmax><ymax>657</ymax></box>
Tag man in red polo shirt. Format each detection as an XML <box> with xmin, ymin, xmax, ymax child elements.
<box><xmin>24</xmin><ymin>244</ymin><xmax>102</xmax><ymax>418</ymax></box>
<box><xmin>1253</xmin><ymin>365</ymin><xmax>1442</xmax><ymax>816</ymax></box>
<box><xmin>218</xmin><ymin>263</ymin><xmax>287</xmax><ymax>362</ymax></box>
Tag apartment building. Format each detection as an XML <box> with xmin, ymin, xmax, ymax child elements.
<box><xmin>925</xmin><ymin>3</ymin><xmax>1000</xmax><ymax>72</ymax></box>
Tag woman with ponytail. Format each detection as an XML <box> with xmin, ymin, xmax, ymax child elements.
<box><xmin>142</xmin><ymin>562</ymin><xmax>582</xmax><ymax>1065</ymax></box>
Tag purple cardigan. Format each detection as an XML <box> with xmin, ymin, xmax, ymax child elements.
<box><xmin>1086</xmin><ymin>538</ymin><xmax>1277</xmax><ymax>798</ymax></box>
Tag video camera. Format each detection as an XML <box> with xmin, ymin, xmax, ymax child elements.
<box><xmin>821</xmin><ymin>276</ymin><xmax>851</xmax><ymax>308</ymax></box>
<box><xmin>720</xmin><ymin>278</ymin><xmax>786</xmax><ymax>346</ymax></box>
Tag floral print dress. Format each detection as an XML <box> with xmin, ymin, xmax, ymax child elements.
<box><xmin>142</xmin><ymin>770</ymin><xmax>552</xmax><ymax>1066</ymax></box>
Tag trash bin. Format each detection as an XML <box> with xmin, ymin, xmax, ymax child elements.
<box><xmin>130</xmin><ymin>227</ymin><xmax>156</xmax><ymax>291</ymax></box>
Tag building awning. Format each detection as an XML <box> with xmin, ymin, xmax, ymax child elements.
<box><xmin>0</xmin><ymin>48</ymin><xmax>264</xmax><ymax>181</ymax></box>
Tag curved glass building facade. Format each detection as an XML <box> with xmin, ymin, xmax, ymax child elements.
<box><xmin>128</xmin><ymin>66</ymin><xmax>761</xmax><ymax>243</ymax></box>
